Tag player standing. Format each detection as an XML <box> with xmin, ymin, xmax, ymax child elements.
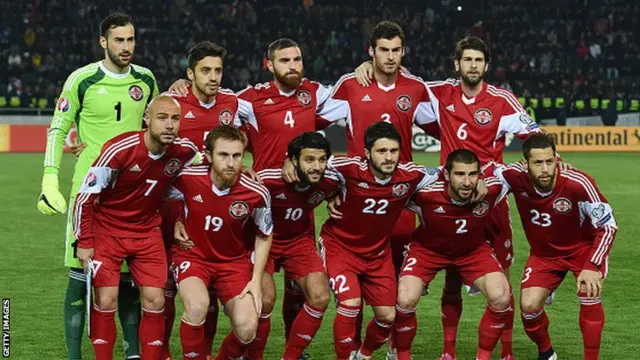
<box><xmin>320</xmin><ymin>122</ymin><xmax>445</xmax><ymax>360</ymax></box>
<box><xmin>160</xmin><ymin>41</ymin><xmax>242</xmax><ymax>360</ymax></box>
<box><xmin>495</xmin><ymin>134</ymin><xmax>616</xmax><ymax>360</ymax></box>
<box><xmin>169</xmin><ymin>126</ymin><xmax>272</xmax><ymax>360</ymax></box>
<box><xmin>37</xmin><ymin>13</ymin><xmax>159</xmax><ymax>360</ymax></box>
<box><xmin>394</xmin><ymin>149</ymin><xmax>511</xmax><ymax>360</ymax></box>
<box><xmin>74</xmin><ymin>95</ymin><xmax>198</xmax><ymax>360</ymax></box>
<box><xmin>257</xmin><ymin>132</ymin><xmax>338</xmax><ymax>360</ymax></box>
<box><xmin>355</xmin><ymin>35</ymin><xmax>541</xmax><ymax>360</ymax></box>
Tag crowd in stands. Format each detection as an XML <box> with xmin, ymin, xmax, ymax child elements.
<box><xmin>1</xmin><ymin>0</ymin><xmax>639</xmax><ymax>119</ymax></box>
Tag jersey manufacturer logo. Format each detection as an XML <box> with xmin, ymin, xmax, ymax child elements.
<box><xmin>184</xmin><ymin>111</ymin><xmax>195</xmax><ymax>119</ymax></box>
<box><xmin>361</xmin><ymin>94</ymin><xmax>372</xmax><ymax>102</ymax></box>
<box><xmin>276</xmin><ymin>193</ymin><xmax>287</xmax><ymax>200</ymax></box>
<box><xmin>128</xmin><ymin>85</ymin><xmax>144</xmax><ymax>101</ymax></box>
<box><xmin>473</xmin><ymin>200</ymin><xmax>489</xmax><ymax>217</ymax></box>
<box><xmin>85</xmin><ymin>172</ymin><xmax>97</xmax><ymax>187</ymax></box>
<box><xmin>219</xmin><ymin>109</ymin><xmax>233</xmax><ymax>125</ymax></box>
<box><xmin>164</xmin><ymin>158</ymin><xmax>182</xmax><ymax>176</ymax></box>
<box><xmin>396</xmin><ymin>95</ymin><xmax>412</xmax><ymax>111</ymax></box>
<box><xmin>229</xmin><ymin>201</ymin><xmax>249</xmax><ymax>218</ymax></box>
<box><xmin>57</xmin><ymin>97</ymin><xmax>71</xmax><ymax>112</ymax></box>
<box><xmin>446</xmin><ymin>104</ymin><xmax>455</xmax><ymax>112</ymax></box>
<box><xmin>264</xmin><ymin>98</ymin><xmax>275</xmax><ymax>105</ymax></box>
<box><xmin>392</xmin><ymin>183</ymin><xmax>410</xmax><ymax>198</ymax></box>
<box><xmin>308</xmin><ymin>191</ymin><xmax>325</xmax><ymax>206</ymax></box>
<box><xmin>553</xmin><ymin>197</ymin><xmax>572</xmax><ymax>213</ymax></box>
<box><xmin>129</xmin><ymin>164</ymin><xmax>141</xmax><ymax>172</ymax></box>
<box><xmin>297</xmin><ymin>90</ymin><xmax>312</xmax><ymax>106</ymax></box>
<box><xmin>192</xmin><ymin>194</ymin><xmax>203</xmax><ymax>203</ymax></box>
<box><xmin>434</xmin><ymin>206</ymin><xmax>446</xmax><ymax>213</ymax></box>
<box><xmin>474</xmin><ymin>108</ymin><xmax>492</xmax><ymax>126</ymax></box>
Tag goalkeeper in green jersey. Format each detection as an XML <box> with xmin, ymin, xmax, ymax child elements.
<box><xmin>37</xmin><ymin>13</ymin><xmax>159</xmax><ymax>360</ymax></box>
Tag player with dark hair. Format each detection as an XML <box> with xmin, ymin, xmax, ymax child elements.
<box><xmin>169</xmin><ymin>125</ymin><xmax>273</xmax><ymax>360</ymax></box>
<box><xmin>355</xmin><ymin>35</ymin><xmax>541</xmax><ymax>360</ymax></box>
<box><xmin>74</xmin><ymin>95</ymin><xmax>198</xmax><ymax>360</ymax></box>
<box><xmin>394</xmin><ymin>149</ymin><xmax>511</xmax><ymax>360</ymax></box>
<box><xmin>37</xmin><ymin>12</ymin><xmax>159</xmax><ymax>360</ymax></box>
<box><xmin>495</xmin><ymin>134</ymin><xmax>617</xmax><ymax>360</ymax></box>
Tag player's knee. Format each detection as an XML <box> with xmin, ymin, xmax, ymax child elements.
<box><xmin>307</xmin><ymin>283</ymin><xmax>331</xmax><ymax>310</ymax></box>
<box><xmin>141</xmin><ymin>294</ymin><xmax>165</xmax><ymax>311</ymax></box>
<box><xmin>234</xmin><ymin>313</ymin><xmax>258</xmax><ymax>343</ymax></box>
<box><xmin>488</xmin><ymin>289</ymin><xmax>510</xmax><ymax>310</ymax></box>
<box><xmin>375</xmin><ymin>309</ymin><xmax>396</xmax><ymax>324</ymax></box>
<box><xmin>520</xmin><ymin>295</ymin><xmax>543</xmax><ymax>313</ymax></box>
<box><xmin>261</xmin><ymin>287</ymin><xmax>276</xmax><ymax>314</ymax></box>
<box><xmin>95</xmin><ymin>290</ymin><xmax>117</xmax><ymax>310</ymax></box>
<box><xmin>183</xmin><ymin>296</ymin><xmax>209</xmax><ymax>322</ymax></box>
<box><xmin>397</xmin><ymin>291</ymin><xmax>419</xmax><ymax>310</ymax></box>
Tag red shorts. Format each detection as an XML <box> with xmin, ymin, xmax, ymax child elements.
<box><xmin>520</xmin><ymin>248</ymin><xmax>607</xmax><ymax>292</ymax></box>
<box><xmin>270</xmin><ymin>235</ymin><xmax>325</xmax><ymax>281</ymax></box>
<box><xmin>487</xmin><ymin>198</ymin><xmax>514</xmax><ymax>269</ymax></box>
<box><xmin>172</xmin><ymin>255</ymin><xmax>252</xmax><ymax>305</ymax></box>
<box><xmin>400</xmin><ymin>242</ymin><xmax>503</xmax><ymax>286</ymax></box>
<box><xmin>93</xmin><ymin>233</ymin><xmax>167</xmax><ymax>288</ymax></box>
<box><xmin>389</xmin><ymin>209</ymin><xmax>416</xmax><ymax>271</ymax></box>
<box><xmin>319</xmin><ymin>233</ymin><xmax>396</xmax><ymax>306</ymax></box>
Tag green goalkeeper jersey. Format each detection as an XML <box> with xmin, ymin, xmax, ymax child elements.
<box><xmin>44</xmin><ymin>61</ymin><xmax>159</xmax><ymax>184</ymax></box>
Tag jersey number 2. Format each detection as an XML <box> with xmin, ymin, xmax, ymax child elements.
<box><xmin>114</xmin><ymin>102</ymin><xmax>122</xmax><ymax>121</ymax></box>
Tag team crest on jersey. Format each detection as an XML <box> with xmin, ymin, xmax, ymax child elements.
<box><xmin>553</xmin><ymin>197</ymin><xmax>572</xmax><ymax>214</ymax></box>
<box><xmin>308</xmin><ymin>191</ymin><xmax>325</xmax><ymax>206</ymax></box>
<box><xmin>396</xmin><ymin>95</ymin><xmax>412</xmax><ymax>112</ymax></box>
<box><xmin>219</xmin><ymin>109</ymin><xmax>233</xmax><ymax>126</ymax></box>
<box><xmin>393</xmin><ymin>183</ymin><xmax>410</xmax><ymax>198</ymax></box>
<box><xmin>164</xmin><ymin>158</ymin><xmax>182</xmax><ymax>176</ymax></box>
<box><xmin>128</xmin><ymin>85</ymin><xmax>144</xmax><ymax>101</ymax></box>
<box><xmin>297</xmin><ymin>90</ymin><xmax>312</xmax><ymax>106</ymax></box>
<box><xmin>473</xmin><ymin>200</ymin><xmax>489</xmax><ymax>217</ymax></box>
<box><xmin>57</xmin><ymin>97</ymin><xmax>71</xmax><ymax>112</ymax></box>
<box><xmin>474</xmin><ymin>108</ymin><xmax>492</xmax><ymax>126</ymax></box>
<box><xmin>229</xmin><ymin>201</ymin><xmax>249</xmax><ymax>218</ymax></box>
<box><xmin>85</xmin><ymin>172</ymin><xmax>97</xmax><ymax>187</ymax></box>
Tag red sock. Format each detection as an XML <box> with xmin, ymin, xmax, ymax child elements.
<box><xmin>441</xmin><ymin>291</ymin><xmax>462</xmax><ymax>357</ymax></box>
<box><xmin>579</xmin><ymin>294</ymin><xmax>604</xmax><ymax>360</ymax></box>
<box><xmin>477</xmin><ymin>306</ymin><xmax>509</xmax><ymax>360</ymax></box>
<box><xmin>140</xmin><ymin>308</ymin><xmax>166</xmax><ymax>359</ymax></box>
<box><xmin>180</xmin><ymin>318</ymin><xmax>204</xmax><ymax>360</ymax></box>
<box><xmin>215</xmin><ymin>332</ymin><xmax>250</xmax><ymax>360</ymax></box>
<box><xmin>203</xmin><ymin>301</ymin><xmax>219</xmax><ymax>357</ymax></box>
<box><xmin>351</xmin><ymin>304</ymin><xmax>364</xmax><ymax>352</ymax></box>
<box><xmin>500</xmin><ymin>294</ymin><xmax>515</xmax><ymax>358</ymax></box>
<box><xmin>521</xmin><ymin>309</ymin><xmax>552</xmax><ymax>353</ymax></box>
<box><xmin>282</xmin><ymin>302</ymin><xmax>325</xmax><ymax>360</ymax></box>
<box><xmin>246</xmin><ymin>313</ymin><xmax>271</xmax><ymax>360</ymax></box>
<box><xmin>162</xmin><ymin>291</ymin><xmax>176</xmax><ymax>358</ymax></box>
<box><xmin>283</xmin><ymin>280</ymin><xmax>305</xmax><ymax>342</ymax></box>
<box><xmin>393</xmin><ymin>306</ymin><xmax>417</xmax><ymax>360</ymax></box>
<box><xmin>91</xmin><ymin>306</ymin><xmax>117</xmax><ymax>360</ymax></box>
<box><xmin>360</xmin><ymin>318</ymin><xmax>393</xmax><ymax>356</ymax></box>
<box><xmin>334</xmin><ymin>304</ymin><xmax>360</xmax><ymax>359</ymax></box>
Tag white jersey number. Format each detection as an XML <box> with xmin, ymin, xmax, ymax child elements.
<box><xmin>530</xmin><ymin>209</ymin><xmax>552</xmax><ymax>227</ymax></box>
<box><xmin>284</xmin><ymin>207</ymin><xmax>304</xmax><ymax>221</ymax></box>
<box><xmin>457</xmin><ymin>123</ymin><xmax>468</xmax><ymax>140</ymax></box>
<box><xmin>455</xmin><ymin>219</ymin><xmax>468</xmax><ymax>234</ymax></box>
<box><xmin>204</xmin><ymin>215</ymin><xmax>224</xmax><ymax>231</ymax></box>
<box><xmin>362</xmin><ymin>198</ymin><xmax>389</xmax><ymax>215</ymax></box>
<box><xmin>284</xmin><ymin>110</ymin><xmax>295</xmax><ymax>128</ymax></box>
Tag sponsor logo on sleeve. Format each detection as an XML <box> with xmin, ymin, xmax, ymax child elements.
<box><xmin>57</xmin><ymin>97</ymin><xmax>71</xmax><ymax>112</ymax></box>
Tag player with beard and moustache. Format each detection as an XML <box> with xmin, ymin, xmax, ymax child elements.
<box><xmin>168</xmin><ymin>126</ymin><xmax>273</xmax><ymax>360</ymax></box>
<box><xmin>160</xmin><ymin>41</ymin><xmax>243</xmax><ymax>360</ymax></box>
<box><xmin>37</xmin><ymin>13</ymin><xmax>160</xmax><ymax>360</ymax></box>
<box><xmin>257</xmin><ymin>133</ymin><xmax>340</xmax><ymax>360</ymax></box>
<box><xmin>74</xmin><ymin>95</ymin><xmax>198</xmax><ymax>360</ymax></box>
<box><xmin>355</xmin><ymin>35</ymin><xmax>542</xmax><ymax>360</ymax></box>
<box><xmin>494</xmin><ymin>135</ymin><xmax>616</xmax><ymax>360</ymax></box>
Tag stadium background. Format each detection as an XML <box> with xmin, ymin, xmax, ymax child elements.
<box><xmin>1</xmin><ymin>0</ymin><xmax>639</xmax><ymax>358</ymax></box>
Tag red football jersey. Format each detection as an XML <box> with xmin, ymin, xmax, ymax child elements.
<box><xmin>320</xmin><ymin>156</ymin><xmax>441</xmax><ymax>258</ymax></box>
<box><xmin>257</xmin><ymin>168</ymin><xmax>340</xmax><ymax>242</ymax></box>
<box><xmin>409</xmin><ymin>178</ymin><xmax>504</xmax><ymax>257</ymax></box>
<box><xmin>74</xmin><ymin>131</ymin><xmax>198</xmax><ymax>243</ymax></box>
<box><xmin>170</xmin><ymin>88</ymin><xmax>241</xmax><ymax>151</ymax></box>
<box><xmin>237</xmin><ymin>79</ymin><xmax>332</xmax><ymax>171</ymax></box>
<box><xmin>496</xmin><ymin>163</ymin><xmax>617</xmax><ymax>269</ymax></box>
<box><xmin>317</xmin><ymin>72</ymin><xmax>435</xmax><ymax>162</ymax></box>
<box><xmin>169</xmin><ymin>166</ymin><xmax>273</xmax><ymax>262</ymax></box>
<box><xmin>425</xmin><ymin>79</ymin><xmax>540</xmax><ymax>166</ymax></box>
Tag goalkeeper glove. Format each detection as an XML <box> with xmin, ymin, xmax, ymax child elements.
<box><xmin>37</xmin><ymin>173</ymin><xmax>67</xmax><ymax>215</ymax></box>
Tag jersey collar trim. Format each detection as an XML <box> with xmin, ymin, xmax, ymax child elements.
<box><xmin>148</xmin><ymin>151</ymin><xmax>165</xmax><ymax>160</ymax></box>
<box><xmin>211</xmin><ymin>183</ymin><xmax>231</xmax><ymax>196</ymax></box>
<box><xmin>199</xmin><ymin>99</ymin><xmax>216</xmax><ymax>109</ymax></box>
<box><xmin>376</xmin><ymin>82</ymin><xmax>396</xmax><ymax>92</ymax></box>
<box><xmin>99</xmin><ymin>61</ymin><xmax>131</xmax><ymax>79</ymax></box>
<box><xmin>374</xmin><ymin>176</ymin><xmax>392</xmax><ymax>185</ymax></box>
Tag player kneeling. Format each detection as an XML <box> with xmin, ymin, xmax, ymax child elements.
<box><xmin>170</xmin><ymin>126</ymin><xmax>273</xmax><ymax>360</ymax></box>
<box><xmin>74</xmin><ymin>95</ymin><xmax>198</xmax><ymax>360</ymax></box>
<box><xmin>258</xmin><ymin>132</ymin><xmax>339</xmax><ymax>359</ymax></box>
<box><xmin>394</xmin><ymin>149</ymin><xmax>511</xmax><ymax>360</ymax></box>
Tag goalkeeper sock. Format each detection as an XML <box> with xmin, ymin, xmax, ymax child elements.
<box><xmin>118</xmin><ymin>274</ymin><xmax>141</xmax><ymax>358</ymax></box>
<box><xmin>579</xmin><ymin>293</ymin><xmax>604</xmax><ymax>360</ymax></box>
<box><xmin>282</xmin><ymin>279</ymin><xmax>305</xmax><ymax>342</ymax></box>
<box><xmin>64</xmin><ymin>268</ymin><xmax>87</xmax><ymax>360</ymax></box>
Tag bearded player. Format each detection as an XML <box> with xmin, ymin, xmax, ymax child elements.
<box><xmin>495</xmin><ymin>134</ymin><xmax>616</xmax><ymax>360</ymax></box>
<box><xmin>355</xmin><ymin>35</ymin><xmax>541</xmax><ymax>360</ymax></box>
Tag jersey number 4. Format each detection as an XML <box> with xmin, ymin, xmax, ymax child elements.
<box><xmin>284</xmin><ymin>111</ymin><xmax>295</xmax><ymax>128</ymax></box>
